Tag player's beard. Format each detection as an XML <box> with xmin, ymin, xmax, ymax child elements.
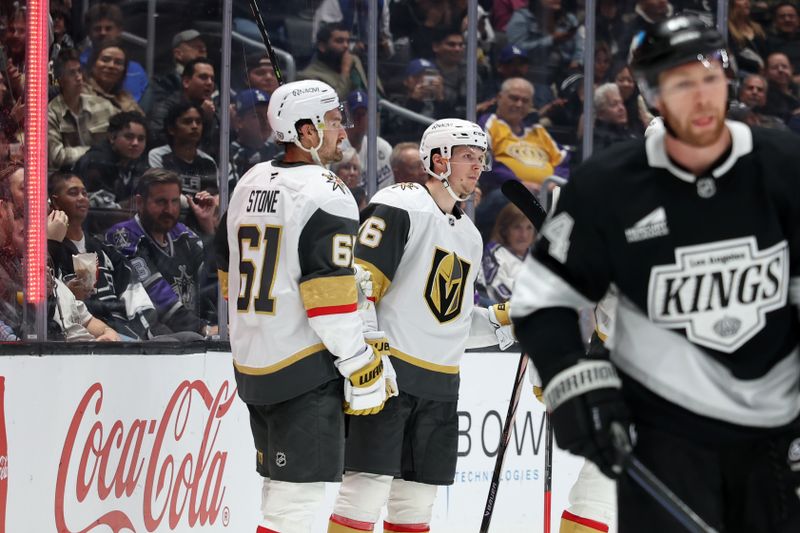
<box><xmin>320</xmin><ymin>139</ymin><xmax>343</xmax><ymax>165</ymax></box>
<box><xmin>661</xmin><ymin>104</ymin><xmax>726</xmax><ymax>148</ymax></box>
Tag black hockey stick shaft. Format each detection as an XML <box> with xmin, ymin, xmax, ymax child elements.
<box><xmin>479</xmin><ymin>352</ymin><xmax>529</xmax><ymax>533</ymax></box>
<box><xmin>611</xmin><ymin>423</ymin><xmax>718</xmax><ymax>533</ymax></box>
<box><xmin>543</xmin><ymin>410</ymin><xmax>553</xmax><ymax>532</ymax></box>
<box><xmin>500</xmin><ymin>180</ymin><xmax>548</xmax><ymax>230</ymax></box>
<box><xmin>247</xmin><ymin>0</ymin><xmax>284</xmax><ymax>86</ymax></box>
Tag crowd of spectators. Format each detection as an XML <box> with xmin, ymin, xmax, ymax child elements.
<box><xmin>1</xmin><ymin>0</ymin><xmax>799</xmax><ymax>341</ymax></box>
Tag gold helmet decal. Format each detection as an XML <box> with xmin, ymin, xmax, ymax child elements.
<box><xmin>424</xmin><ymin>247</ymin><xmax>472</xmax><ymax>323</ymax></box>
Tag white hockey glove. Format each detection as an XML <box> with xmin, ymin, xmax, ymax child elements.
<box><xmin>354</xmin><ymin>263</ymin><xmax>374</xmax><ymax>303</ymax></box>
<box><xmin>488</xmin><ymin>303</ymin><xmax>515</xmax><ymax>350</ymax></box>
<box><xmin>336</xmin><ymin>343</ymin><xmax>387</xmax><ymax>416</ymax></box>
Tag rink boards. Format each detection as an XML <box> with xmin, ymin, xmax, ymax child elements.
<box><xmin>0</xmin><ymin>350</ymin><xmax>582</xmax><ymax>532</ymax></box>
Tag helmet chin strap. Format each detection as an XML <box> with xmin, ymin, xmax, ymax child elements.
<box><xmin>439</xmin><ymin>161</ymin><xmax>471</xmax><ymax>202</ymax></box>
<box><xmin>294</xmin><ymin>125</ymin><xmax>326</xmax><ymax>166</ymax></box>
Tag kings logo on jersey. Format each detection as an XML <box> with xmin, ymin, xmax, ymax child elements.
<box><xmin>424</xmin><ymin>247</ymin><xmax>471</xmax><ymax>323</ymax></box>
<box><xmin>647</xmin><ymin>237</ymin><xmax>788</xmax><ymax>353</ymax></box>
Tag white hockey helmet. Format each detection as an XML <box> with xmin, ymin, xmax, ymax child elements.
<box><xmin>268</xmin><ymin>79</ymin><xmax>343</xmax><ymax>144</ymax></box>
<box><xmin>420</xmin><ymin>118</ymin><xmax>489</xmax><ymax>178</ymax></box>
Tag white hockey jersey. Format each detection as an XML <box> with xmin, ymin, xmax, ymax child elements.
<box><xmin>219</xmin><ymin>157</ymin><xmax>365</xmax><ymax>405</ymax></box>
<box><xmin>355</xmin><ymin>183</ymin><xmax>496</xmax><ymax>401</ymax></box>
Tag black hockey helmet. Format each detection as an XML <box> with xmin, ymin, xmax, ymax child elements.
<box><xmin>630</xmin><ymin>14</ymin><xmax>734</xmax><ymax>104</ymax></box>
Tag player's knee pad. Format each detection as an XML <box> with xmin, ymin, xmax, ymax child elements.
<box><xmin>384</xmin><ymin>479</ymin><xmax>438</xmax><ymax>532</ymax></box>
<box><xmin>259</xmin><ymin>478</ymin><xmax>325</xmax><ymax>533</ymax></box>
<box><xmin>329</xmin><ymin>471</ymin><xmax>394</xmax><ymax>531</ymax></box>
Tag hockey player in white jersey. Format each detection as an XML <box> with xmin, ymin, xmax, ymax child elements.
<box><xmin>327</xmin><ymin>119</ymin><xmax>513</xmax><ymax>533</ymax></box>
<box><xmin>216</xmin><ymin>79</ymin><xmax>396</xmax><ymax>533</ymax></box>
<box><xmin>511</xmin><ymin>14</ymin><xmax>800</xmax><ymax>532</ymax></box>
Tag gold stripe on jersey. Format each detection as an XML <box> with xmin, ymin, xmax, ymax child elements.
<box><xmin>217</xmin><ymin>269</ymin><xmax>229</xmax><ymax>301</ymax></box>
<box><xmin>355</xmin><ymin>257</ymin><xmax>391</xmax><ymax>302</ymax></box>
<box><xmin>300</xmin><ymin>275</ymin><xmax>358</xmax><ymax>312</ymax></box>
<box><xmin>234</xmin><ymin>343</ymin><xmax>327</xmax><ymax>375</ymax></box>
<box><xmin>389</xmin><ymin>347</ymin><xmax>459</xmax><ymax>374</ymax></box>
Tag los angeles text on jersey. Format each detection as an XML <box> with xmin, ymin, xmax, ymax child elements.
<box><xmin>647</xmin><ymin>236</ymin><xmax>788</xmax><ymax>353</ymax></box>
<box><xmin>246</xmin><ymin>189</ymin><xmax>280</xmax><ymax>214</ymax></box>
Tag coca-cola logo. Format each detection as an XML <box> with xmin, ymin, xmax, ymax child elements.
<box><xmin>55</xmin><ymin>380</ymin><xmax>237</xmax><ymax>532</ymax></box>
<box><xmin>0</xmin><ymin>455</ymin><xmax>7</xmax><ymax>481</ymax></box>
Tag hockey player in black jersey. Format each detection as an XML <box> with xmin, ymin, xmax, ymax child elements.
<box><xmin>511</xmin><ymin>14</ymin><xmax>800</xmax><ymax>533</ymax></box>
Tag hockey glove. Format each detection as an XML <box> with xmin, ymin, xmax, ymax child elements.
<box><xmin>365</xmin><ymin>331</ymin><xmax>399</xmax><ymax>398</ymax></box>
<box><xmin>488</xmin><ymin>303</ymin><xmax>515</xmax><ymax>350</ymax></box>
<box><xmin>543</xmin><ymin>359</ymin><xmax>631</xmax><ymax>479</ymax></box>
<box><xmin>336</xmin><ymin>344</ymin><xmax>387</xmax><ymax>415</ymax></box>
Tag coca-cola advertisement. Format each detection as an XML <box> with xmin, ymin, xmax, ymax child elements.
<box><xmin>0</xmin><ymin>351</ymin><xmax>580</xmax><ymax>532</ymax></box>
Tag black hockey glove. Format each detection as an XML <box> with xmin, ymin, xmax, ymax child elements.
<box><xmin>543</xmin><ymin>360</ymin><xmax>631</xmax><ymax>479</ymax></box>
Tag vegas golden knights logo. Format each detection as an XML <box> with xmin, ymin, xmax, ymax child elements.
<box><xmin>424</xmin><ymin>248</ymin><xmax>472</xmax><ymax>323</ymax></box>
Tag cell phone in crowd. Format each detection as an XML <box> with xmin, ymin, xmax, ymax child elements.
<box><xmin>423</xmin><ymin>75</ymin><xmax>438</xmax><ymax>86</ymax></box>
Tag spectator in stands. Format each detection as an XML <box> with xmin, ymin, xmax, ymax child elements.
<box><xmin>80</xmin><ymin>3</ymin><xmax>148</xmax><ymax>102</ymax></box>
<box><xmin>0</xmin><ymin>163</ymin><xmax>24</xmax><ymax>216</ymax></box>
<box><xmin>736</xmin><ymin>72</ymin><xmax>791</xmax><ymax>129</ymax></box>
<box><xmin>432</xmin><ymin>28</ymin><xmax>487</xmax><ymax>116</ymax></box>
<box><xmin>3</xmin><ymin>7</ymin><xmax>25</xmax><ymax>99</ymax></box>
<box><xmin>594</xmin><ymin>41</ymin><xmax>613</xmax><ymax>85</ymax></box>
<box><xmin>50</xmin><ymin>1</ymin><xmax>76</xmax><ymax>61</ymax></box>
<box><xmin>142</xmin><ymin>29</ymin><xmax>207</xmax><ymax>114</ymax></box>
<box><xmin>0</xmin><ymin>70</ymin><xmax>23</xmax><ymax>144</ymax></box>
<box><xmin>105</xmin><ymin>169</ymin><xmax>217</xmax><ymax>338</ymax></box>
<box><xmin>0</xmin><ymin>169</ymin><xmax>22</xmax><ymax>335</ymax></box>
<box><xmin>331</xmin><ymin>146</ymin><xmax>368</xmax><ymax>210</ymax></box>
<box><xmin>390</xmin><ymin>0</ymin><xmax>464</xmax><ymax>59</ymax></box>
<box><xmin>479</xmin><ymin>77</ymin><xmax>565</xmax><ymax>194</ymax></box>
<box><xmin>243</xmin><ymin>53</ymin><xmax>280</xmax><ymax>95</ymax></box>
<box><xmin>149</xmin><ymin>102</ymin><xmax>218</xmax><ymax>198</ymax></box>
<box><xmin>382</xmin><ymin>58</ymin><xmax>450</xmax><ymax>145</ymax></box>
<box><xmin>74</xmin><ymin>111</ymin><xmax>150</xmax><ymax>206</ymax></box>
<box><xmin>47</xmin><ymin>172</ymin><xmax>164</xmax><ymax>340</ymax></box>
<box><xmin>298</xmin><ymin>23</ymin><xmax>377</xmax><ymax>100</ymax></box>
<box><xmin>763</xmin><ymin>51</ymin><xmax>800</xmax><ymax>121</ymax></box>
<box><xmin>542</xmin><ymin>73</ymin><xmax>584</xmax><ymax>147</ymax></box>
<box><xmin>390</xmin><ymin>142</ymin><xmax>427</xmax><ymax>185</ymax></box>
<box><xmin>611</xmin><ymin>62</ymin><xmax>651</xmax><ymax>137</ymax></box>
<box><xmin>344</xmin><ymin>90</ymin><xmax>394</xmax><ymax>190</ymax></box>
<box><xmin>492</xmin><ymin>0</ymin><xmax>529</xmax><ymax>33</ymax></box>
<box><xmin>593</xmin><ymin>83</ymin><xmax>638</xmax><ymax>153</ymax></box>
<box><xmin>480</xmin><ymin>202</ymin><xmax>535</xmax><ymax>304</ymax></box>
<box><xmin>506</xmin><ymin>0</ymin><xmax>583</xmax><ymax>86</ymax></box>
<box><xmin>83</xmin><ymin>39</ymin><xmax>144</xmax><ymax>115</ymax></box>
<box><xmin>229</xmin><ymin>89</ymin><xmax>280</xmax><ymax>189</ymax></box>
<box><xmin>312</xmin><ymin>0</ymin><xmax>394</xmax><ymax>57</ymax></box>
<box><xmin>48</xmin><ymin>49</ymin><xmax>118</xmax><ymax>171</ymax></box>
<box><xmin>148</xmin><ymin>58</ymin><xmax>218</xmax><ymax>156</ymax></box>
<box><xmin>594</xmin><ymin>0</ymin><xmax>628</xmax><ymax>60</ymax></box>
<box><xmin>729</xmin><ymin>0</ymin><xmax>768</xmax><ymax>74</ymax></box>
<box><xmin>767</xmin><ymin>2</ymin><xmax>800</xmax><ymax>76</ymax></box>
<box><xmin>621</xmin><ymin>0</ymin><xmax>674</xmax><ymax>59</ymax></box>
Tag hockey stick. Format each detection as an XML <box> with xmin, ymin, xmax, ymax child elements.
<box><xmin>479</xmin><ymin>352</ymin><xmax>529</xmax><ymax>533</ymax></box>
<box><xmin>477</xmin><ymin>181</ymin><xmax>550</xmax><ymax>532</ymax></box>
<box><xmin>543</xmin><ymin>410</ymin><xmax>553</xmax><ymax>533</ymax></box>
<box><xmin>246</xmin><ymin>0</ymin><xmax>285</xmax><ymax>86</ymax></box>
<box><xmin>500</xmin><ymin>180</ymin><xmax>548</xmax><ymax>230</ymax></box>
<box><xmin>610</xmin><ymin>423</ymin><xmax>719</xmax><ymax>533</ymax></box>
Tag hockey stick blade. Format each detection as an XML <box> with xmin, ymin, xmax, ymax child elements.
<box><xmin>479</xmin><ymin>353</ymin><xmax>529</xmax><ymax>533</ymax></box>
<box><xmin>500</xmin><ymin>180</ymin><xmax>548</xmax><ymax>231</ymax></box>
<box><xmin>611</xmin><ymin>423</ymin><xmax>719</xmax><ymax>533</ymax></box>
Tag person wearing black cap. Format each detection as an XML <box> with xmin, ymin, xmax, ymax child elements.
<box><xmin>511</xmin><ymin>14</ymin><xmax>800</xmax><ymax>532</ymax></box>
<box><xmin>141</xmin><ymin>29</ymin><xmax>208</xmax><ymax>114</ymax></box>
<box><xmin>229</xmin><ymin>89</ymin><xmax>281</xmax><ymax>190</ymax></box>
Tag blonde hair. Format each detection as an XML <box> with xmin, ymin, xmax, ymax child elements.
<box><xmin>490</xmin><ymin>202</ymin><xmax>530</xmax><ymax>246</ymax></box>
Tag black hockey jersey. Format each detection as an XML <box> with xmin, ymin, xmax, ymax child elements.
<box><xmin>511</xmin><ymin>121</ymin><xmax>800</xmax><ymax>442</ymax></box>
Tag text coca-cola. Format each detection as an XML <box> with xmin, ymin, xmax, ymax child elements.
<box><xmin>55</xmin><ymin>379</ymin><xmax>236</xmax><ymax>532</ymax></box>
